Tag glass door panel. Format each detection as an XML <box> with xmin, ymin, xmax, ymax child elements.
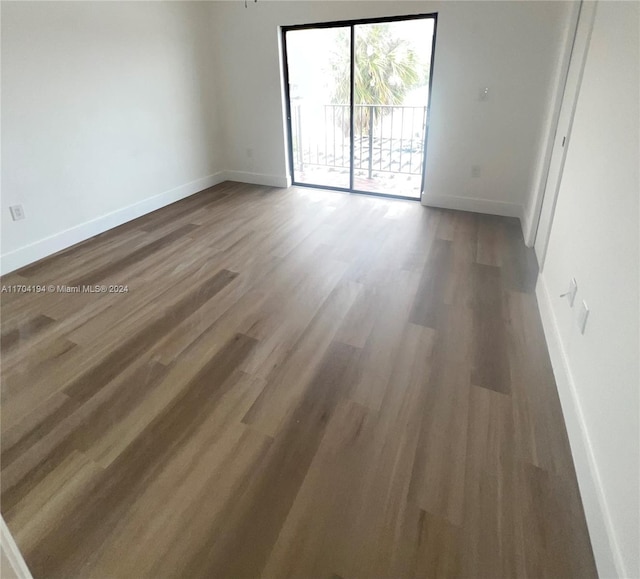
<box><xmin>353</xmin><ymin>19</ymin><xmax>434</xmax><ymax>198</ymax></box>
<box><xmin>285</xmin><ymin>27</ymin><xmax>351</xmax><ymax>189</ymax></box>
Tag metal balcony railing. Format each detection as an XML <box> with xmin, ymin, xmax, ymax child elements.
<box><xmin>291</xmin><ymin>103</ymin><xmax>427</xmax><ymax>178</ymax></box>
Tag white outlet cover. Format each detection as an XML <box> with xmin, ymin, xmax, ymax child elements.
<box><xmin>578</xmin><ymin>300</ymin><xmax>590</xmax><ymax>334</ymax></box>
<box><xmin>9</xmin><ymin>205</ymin><xmax>25</xmax><ymax>221</ymax></box>
<box><xmin>568</xmin><ymin>278</ymin><xmax>578</xmax><ymax>307</ymax></box>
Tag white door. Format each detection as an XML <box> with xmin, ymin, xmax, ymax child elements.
<box><xmin>534</xmin><ymin>1</ymin><xmax>598</xmax><ymax>267</ymax></box>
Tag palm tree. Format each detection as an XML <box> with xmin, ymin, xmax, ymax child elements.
<box><xmin>329</xmin><ymin>24</ymin><xmax>423</xmax><ymax>134</ymax></box>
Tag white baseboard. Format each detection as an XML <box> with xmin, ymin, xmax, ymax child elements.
<box><xmin>223</xmin><ymin>170</ymin><xmax>290</xmax><ymax>189</ymax></box>
<box><xmin>536</xmin><ymin>275</ymin><xmax>625</xmax><ymax>579</ymax></box>
<box><xmin>1</xmin><ymin>516</ymin><xmax>33</xmax><ymax>579</ymax></box>
<box><xmin>1</xmin><ymin>175</ymin><xmax>525</xmax><ymax>275</ymax></box>
<box><xmin>421</xmin><ymin>193</ymin><xmax>523</xmax><ymax>220</ymax></box>
<box><xmin>0</xmin><ymin>172</ymin><xmax>226</xmax><ymax>275</ymax></box>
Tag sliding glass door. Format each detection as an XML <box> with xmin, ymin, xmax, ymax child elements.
<box><xmin>285</xmin><ymin>26</ymin><xmax>351</xmax><ymax>189</ymax></box>
<box><xmin>283</xmin><ymin>14</ymin><xmax>437</xmax><ymax>200</ymax></box>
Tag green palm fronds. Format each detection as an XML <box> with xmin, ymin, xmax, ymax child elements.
<box><xmin>329</xmin><ymin>24</ymin><xmax>424</xmax><ymax>134</ymax></box>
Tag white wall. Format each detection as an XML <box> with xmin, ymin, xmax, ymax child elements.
<box><xmin>1</xmin><ymin>1</ymin><xmax>223</xmax><ymax>273</ymax></box>
<box><xmin>536</xmin><ymin>1</ymin><xmax>639</xmax><ymax>577</ymax></box>
<box><xmin>212</xmin><ymin>0</ymin><xmax>574</xmax><ymax>218</ymax></box>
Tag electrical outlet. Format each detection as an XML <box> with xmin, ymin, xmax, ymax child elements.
<box><xmin>9</xmin><ymin>205</ymin><xmax>25</xmax><ymax>221</ymax></box>
<box><xmin>577</xmin><ymin>300</ymin><xmax>590</xmax><ymax>334</ymax></box>
<box><xmin>471</xmin><ymin>165</ymin><xmax>481</xmax><ymax>178</ymax></box>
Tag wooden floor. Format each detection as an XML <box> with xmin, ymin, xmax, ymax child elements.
<box><xmin>1</xmin><ymin>182</ymin><xmax>596</xmax><ymax>578</ymax></box>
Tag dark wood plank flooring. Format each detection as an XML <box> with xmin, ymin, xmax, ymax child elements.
<box><xmin>1</xmin><ymin>182</ymin><xmax>596</xmax><ymax>578</ymax></box>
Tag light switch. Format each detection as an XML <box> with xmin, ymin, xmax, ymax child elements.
<box><xmin>560</xmin><ymin>278</ymin><xmax>578</xmax><ymax>307</ymax></box>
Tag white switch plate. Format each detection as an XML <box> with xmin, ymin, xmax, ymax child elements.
<box><xmin>577</xmin><ymin>300</ymin><xmax>590</xmax><ymax>334</ymax></box>
<box><xmin>560</xmin><ymin>278</ymin><xmax>578</xmax><ymax>306</ymax></box>
<box><xmin>9</xmin><ymin>205</ymin><xmax>25</xmax><ymax>221</ymax></box>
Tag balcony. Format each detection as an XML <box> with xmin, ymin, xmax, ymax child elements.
<box><xmin>291</xmin><ymin>103</ymin><xmax>427</xmax><ymax>198</ymax></box>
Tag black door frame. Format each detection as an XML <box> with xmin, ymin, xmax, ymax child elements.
<box><xmin>281</xmin><ymin>12</ymin><xmax>438</xmax><ymax>202</ymax></box>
